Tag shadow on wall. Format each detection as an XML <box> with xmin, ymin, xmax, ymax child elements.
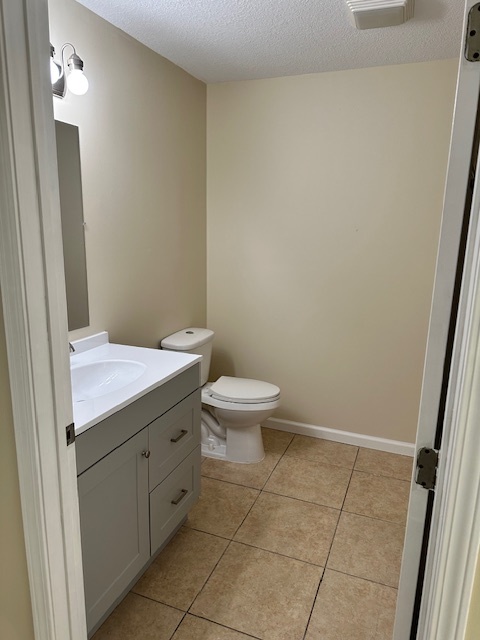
<box><xmin>210</xmin><ymin>348</ymin><xmax>235</xmax><ymax>380</ymax></box>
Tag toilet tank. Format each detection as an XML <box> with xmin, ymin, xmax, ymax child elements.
<box><xmin>161</xmin><ymin>328</ymin><xmax>214</xmax><ymax>386</ymax></box>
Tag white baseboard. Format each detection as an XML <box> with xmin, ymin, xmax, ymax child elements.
<box><xmin>265</xmin><ymin>417</ymin><xmax>416</xmax><ymax>457</ymax></box>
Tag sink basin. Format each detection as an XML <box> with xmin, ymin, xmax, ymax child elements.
<box><xmin>71</xmin><ymin>359</ymin><xmax>147</xmax><ymax>402</ymax></box>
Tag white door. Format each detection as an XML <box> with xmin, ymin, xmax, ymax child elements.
<box><xmin>0</xmin><ymin>1</ymin><xmax>87</xmax><ymax>639</ymax></box>
<box><xmin>395</xmin><ymin>2</ymin><xmax>480</xmax><ymax>638</ymax></box>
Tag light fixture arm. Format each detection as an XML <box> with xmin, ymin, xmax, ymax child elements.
<box><xmin>52</xmin><ymin>42</ymin><xmax>88</xmax><ymax>99</ymax></box>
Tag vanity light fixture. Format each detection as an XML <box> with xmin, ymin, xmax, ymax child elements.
<box><xmin>50</xmin><ymin>43</ymin><xmax>89</xmax><ymax>98</ymax></box>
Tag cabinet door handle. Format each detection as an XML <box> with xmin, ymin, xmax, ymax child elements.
<box><xmin>170</xmin><ymin>429</ymin><xmax>188</xmax><ymax>443</ymax></box>
<box><xmin>142</xmin><ymin>450</ymin><xmax>151</xmax><ymax>458</ymax></box>
<box><xmin>171</xmin><ymin>489</ymin><xmax>188</xmax><ymax>505</ymax></box>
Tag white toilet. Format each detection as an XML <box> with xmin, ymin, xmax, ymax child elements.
<box><xmin>161</xmin><ymin>328</ymin><xmax>280</xmax><ymax>463</ymax></box>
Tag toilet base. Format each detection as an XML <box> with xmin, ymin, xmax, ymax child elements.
<box><xmin>201</xmin><ymin>442</ymin><xmax>227</xmax><ymax>460</ymax></box>
<box><xmin>226</xmin><ymin>424</ymin><xmax>265</xmax><ymax>463</ymax></box>
<box><xmin>201</xmin><ymin>418</ymin><xmax>265</xmax><ymax>464</ymax></box>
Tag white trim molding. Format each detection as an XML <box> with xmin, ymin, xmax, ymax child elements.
<box><xmin>395</xmin><ymin>3</ymin><xmax>480</xmax><ymax>637</ymax></box>
<box><xmin>415</xmin><ymin>24</ymin><xmax>480</xmax><ymax>632</ymax></box>
<box><xmin>418</xmin><ymin>176</ymin><xmax>480</xmax><ymax>640</ymax></box>
<box><xmin>266</xmin><ymin>417</ymin><xmax>415</xmax><ymax>457</ymax></box>
<box><xmin>0</xmin><ymin>1</ymin><xmax>87</xmax><ymax>639</ymax></box>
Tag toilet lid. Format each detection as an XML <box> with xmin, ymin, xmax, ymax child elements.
<box><xmin>210</xmin><ymin>376</ymin><xmax>280</xmax><ymax>404</ymax></box>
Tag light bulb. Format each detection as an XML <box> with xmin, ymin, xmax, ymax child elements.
<box><xmin>50</xmin><ymin>57</ymin><xmax>61</xmax><ymax>84</ymax></box>
<box><xmin>66</xmin><ymin>69</ymin><xmax>89</xmax><ymax>96</ymax></box>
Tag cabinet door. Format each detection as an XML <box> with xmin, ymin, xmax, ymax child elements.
<box><xmin>149</xmin><ymin>389</ymin><xmax>200</xmax><ymax>491</ymax></box>
<box><xmin>78</xmin><ymin>430</ymin><xmax>149</xmax><ymax>634</ymax></box>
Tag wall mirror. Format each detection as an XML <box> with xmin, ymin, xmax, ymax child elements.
<box><xmin>55</xmin><ymin>120</ymin><xmax>89</xmax><ymax>331</ymax></box>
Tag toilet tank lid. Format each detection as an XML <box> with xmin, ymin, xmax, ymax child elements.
<box><xmin>161</xmin><ymin>328</ymin><xmax>214</xmax><ymax>351</ymax></box>
<box><xmin>210</xmin><ymin>376</ymin><xmax>280</xmax><ymax>404</ymax></box>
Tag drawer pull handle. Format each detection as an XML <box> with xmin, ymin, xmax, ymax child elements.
<box><xmin>170</xmin><ymin>429</ymin><xmax>188</xmax><ymax>443</ymax></box>
<box><xmin>171</xmin><ymin>489</ymin><xmax>188</xmax><ymax>505</ymax></box>
<box><xmin>142</xmin><ymin>450</ymin><xmax>151</xmax><ymax>458</ymax></box>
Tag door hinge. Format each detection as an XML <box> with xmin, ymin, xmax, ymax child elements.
<box><xmin>465</xmin><ymin>3</ymin><xmax>480</xmax><ymax>62</ymax></box>
<box><xmin>66</xmin><ymin>423</ymin><xmax>75</xmax><ymax>446</ymax></box>
<box><xmin>415</xmin><ymin>447</ymin><xmax>439</xmax><ymax>491</ymax></box>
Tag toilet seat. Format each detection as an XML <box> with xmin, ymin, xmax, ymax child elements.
<box><xmin>202</xmin><ymin>381</ymin><xmax>280</xmax><ymax>412</ymax></box>
<box><xmin>210</xmin><ymin>376</ymin><xmax>280</xmax><ymax>404</ymax></box>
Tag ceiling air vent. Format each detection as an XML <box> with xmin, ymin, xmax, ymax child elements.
<box><xmin>345</xmin><ymin>0</ymin><xmax>415</xmax><ymax>30</ymax></box>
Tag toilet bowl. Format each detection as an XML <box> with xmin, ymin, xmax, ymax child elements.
<box><xmin>161</xmin><ymin>329</ymin><xmax>281</xmax><ymax>464</ymax></box>
<box><xmin>201</xmin><ymin>378</ymin><xmax>280</xmax><ymax>463</ymax></box>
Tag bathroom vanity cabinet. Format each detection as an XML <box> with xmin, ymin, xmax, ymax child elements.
<box><xmin>75</xmin><ymin>364</ymin><xmax>201</xmax><ymax>635</ymax></box>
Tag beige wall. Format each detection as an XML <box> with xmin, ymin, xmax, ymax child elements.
<box><xmin>466</xmin><ymin>553</ymin><xmax>480</xmax><ymax>640</ymax></box>
<box><xmin>49</xmin><ymin>0</ymin><xmax>206</xmax><ymax>348</ymax></box>
<box><xmin>0</xmin><ymin>295</ymin><xmax>35</xmax><ymax>640</ymax></box>
<box><xmin>207</xmin><ymin>59</ymin><xmax>457</xmax><ymax>443</ymax></box>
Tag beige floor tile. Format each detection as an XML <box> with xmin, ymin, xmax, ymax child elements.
<box><xmin>191</xmin><ymin>542</ymin><xmax>322</xmax><ymax>640</ymax></box>
<box><xmin>285</xmin><ymin>435</ymin><xmax>358</xmax><ymax>468</ymax></box>
<box><xmin>264</xmin><ymin>455</ymin><xmax>351</xmax><ymax>508</ymax></box>
<box><xmin>172</xmin><ymin>614</ymin><xmax>256</xmax><ymax>639</ymax></box>
<box><xmin>343</xmin><ymin>471</ymin><xmax>410</xmax><ymax>524</ymax></box>
<box><xmin>261</xmin><ymin>427</ymin><xmax>294</xmax><ymax>455</ymax></box>
<box><xmin>327</xmin><ymin>512</ymin><xmax>405</xmax><ymax>587</ymax></box>
<box><xmin>355</xmin><ymin>448</ymin><xmax>413</xmax><ymax>481</ymax></box>
<box><xmin>305</xmin><ymin>570</ymin><xmax>397</xmax><ymax>640</ymax></box>
<box><xmin>234</xmin><ymin>491</ymin><xmax>338</xmax><ymax>565</ymax></box>
<box><xmin>201</xmin><ymin>450</ymin><xmax>281</xmax><ymax>490</ymax></box>
<box><xmin>186</xmin><ymin>477</ymin><xmax>259</xmax><ymax>539</ymax></box>
<box><xmin>92</xmin><ymin>593</ymin><xmax>183</xmax><ymax>640</ymax></box>
<box><xmin>132</xmin><ymin>528</ymin><xmax>229</xmax><ymax>610</ymax></box>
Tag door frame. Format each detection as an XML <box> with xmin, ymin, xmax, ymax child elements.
<box><xmin>0</xmin><ymin>1</ymin><xmax>86</xmax><ymax>639</ymax></box>
<box><xmin>1</xmin><ymin>1</ymin><xmax>479</xmax><ymax>640</ymax></box>
<box><xmin>395</xmin><ymin>2</ymin><xmax>480</xmax><ymax>637</ymax></box>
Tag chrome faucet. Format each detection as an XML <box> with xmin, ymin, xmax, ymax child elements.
<box><xmin>69</xmin><ymin>342</ymin><xmax>75</xmax><ymax>353</ymax></box>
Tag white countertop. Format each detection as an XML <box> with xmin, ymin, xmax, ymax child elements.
<box><xmin>70</xmin><ymin>332</ymin><xmax>201</xmax><ymax>436</ymax></box>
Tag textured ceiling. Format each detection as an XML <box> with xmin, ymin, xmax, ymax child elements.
<box><xmin>76</xmin><ymin>0</ymin><xmax>465</xmax><ymax>83</ymax></box>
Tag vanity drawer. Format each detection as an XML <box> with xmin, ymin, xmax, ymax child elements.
<box><xmin>148</xmin><ymin>389</ymin><xmax>200</xmax><ymax>491</ymax></box>
<box><xmin>150</xmin><ymin>446</ymin><xmax>201</xmax><ymax>555</ymax></box>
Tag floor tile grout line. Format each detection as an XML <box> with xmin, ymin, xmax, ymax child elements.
<box><xmin>225</xmin><ymin>426</ymin><xmax>291</xmax><ymax>539</ymax></box>
<box><xmin>182</xmin><ymin>523</ymin><xmax>234</xmax><ymax>542</ymax></box>
<box><xmin>321</xmin><ymin>446</ymin><xmax>359</xmax><ymax>575</ymax></box>
<box><xmin>199</xmin><ymin>474</ymin><xmax>262</xmax><ymax>491</ymax></box>
<box><xmin>283</xmin><ymin>451</ymin><xmax>360</xmax><ymax>471</ymax></box>
<box><xmin>300</xmin><ymin>446</ymin><xmax>361</xmax><ymax>639</ymax></box>
<box><xmin>187</xmin><ymin>612</ymin><xmax>263</xmax><ymax>639</ymax></box>
<box><xmin>274</xmin><ymin>434</ymin><xmax>357</xmax><ymax>639</ymax></box>
<box><xmin>185</xmin><ymin>537</ymin><xmax>234</xmax><ymax>615</ymax></box>
<box><xmin>133</xmin><ymin>534</ymin><xmax>240</xmax><ymax>634</ymax></box>
<box><xmin>339</xmin><ymin>447</ymin><xmax>359</xmax><ymax>511</ymax></box>
<box><xmin>200</xmin><ymin>472</ymin><xmax>261</xmax><ymax>491</ymax></box>
<box><xmin>301</xmin><ymin>566</ymin><xmax>326</xmax><ymax>640</ymax></box>
<box><xmin>326</xmin><ymin>566</ymin><xmax>399</xmax><ymax>590</ymax></box>
<box><xmin>205</xmin><ymin>437</ymin><xmax>296</xmax><ymax>544</ymax></box>
<box><xmin>230</xmin><ymin>485</ymin><xmax>264</xmax><ymax>539</ymax></box>
<box><xmin>129</xmin><ymin>590</ymin><xmax>187</xmax><ymax>612</ymax></box>
<box><xmin>352</xmin><ymin>467</ymin><xmax>413</xmax><ymax>483</ymax></box>
<box><xmin>260</xmin><ymin>442</ymin><xmax>292</xmax><ymax>487</ymax></box>
<box><xmin>339</xmin><ymin>503</ymin><xmax>409</xmax><ymax>527</ymax></box>
<box><xmin>166</xmin><ymin>610</ymin><xmax>188</xmax><ymax>640</ymax></box>
<box><xmin>260</xmin><ymin>488</ymin><xmax>342</xmax><ymax>511</ymax></box>
<box><xmin>220</xmin><ymin>537</ymin><xmax>327</xmax><ymax>570</ymax></box>
<box><xmin>341</xmin><ymin>505</ymin><xmax>408</xmax><ymax>526</ymax></box>
<box><xmin>183</xmin><ymin>433</ymin><xmax>316</xmax><ymax>635</ymax></box>
<box><xmin>260</xmin><ymin>486</ymin><xmax>344</xmax><ymax>511</ymax></box>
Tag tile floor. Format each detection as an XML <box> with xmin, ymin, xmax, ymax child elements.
<box><xmin>93</xmin><ymin>428</ymin><xmax>413</xmax><ymax>640</ymax></box>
